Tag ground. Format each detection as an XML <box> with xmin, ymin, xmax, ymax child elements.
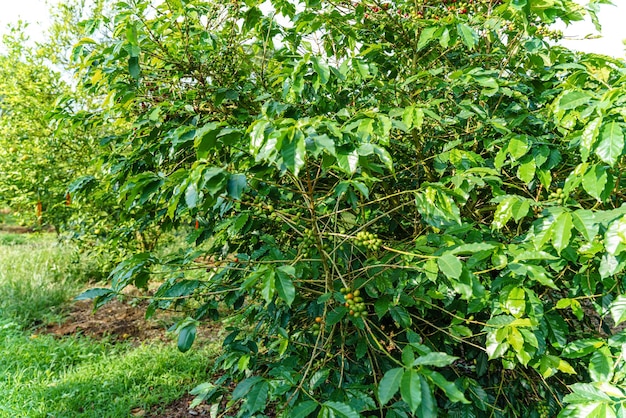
<box><xmin>42</xmin><ymin>289</ymin><xmax>223</xmax><ymax>417</ymax></box>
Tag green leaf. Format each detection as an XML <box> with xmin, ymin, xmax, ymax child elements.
<box><xmin>486</xmin><ymin>331</ymin><xmax>510</xmax><ymax>359</ymax></box>
<box><xmin>227</xmin><ymin>174</ymin><xmax>247</xmax><ymax>200</ymax></box>
<box><xmin>557</xmin><ymin>358</ymin><xmax>577</xmax><ymax>375</ymax></box>
<box><xmin>559</xmin><ymin>402</ymin><xmax>617</xmax><ymax>418</ymax></box>
<box><xmin>412</xmin><ymin>352</ymin><xmax>458</xmax><ymax>368</ymax></box>
<box><xmin>457</xmin><ymin>23</ymin><xmax>477</xmax><ymax>50</ymax></box>
<box><xmin>232</xmin><ymin>376</ymin><xmax>264</xmax><ymax>400</ymax></box>
<box><xmin>450</xmin><ymin>243</ymin><xmax>496</xmax><ymax>255</ymax></box>
<box><xmin>400</xmin><ymin>369</ymin><xmax>422</xmax><ymax>414</ymax></box>
<box><xmin>562</xmin><ymin>339</ymin><xmax>604</xmax><ymax>359</ymax></box>
<box><xmin>389</xmin><ymin>306</ymin><xmax>412</xmax><ymax>328</ymax></box>
<box><xmin>291</xmin><ymin>401</ymin><xmax>318</xmax><ymax>417</ymax></box>
<box><xmin>194</xmin><ymin>122</ymin><xmax>221</xmax><ymax>158</ymax></box>
<box><xmin>417</xmin><ymin>27</ymin><xmax>437</xmax><ymax>51</ymax></box>
<box><xmin>128</xmin><ymin>56</ymin><xmax>140</xmax><ymax>80</ymax></box>
<box><xmin>415</xmin><ymin>187</ymin><xmax>462</xmax><ymax>227</ymax></box>
<box><xmin>246</xmin><ymin>381</ymin><xmax>269</xmax><ymax>413</ymax></box>
<box><xmin>563</xmin><ymin>383</ymin><xmax>613</xmax><ymax>403</ymax></box>
<box><xmin>610</xmin><ymin>295</ymin><xmax>626</xmax><ymax>326</ymax></box>
<box><xmin>417</xmin><ymin>375</ymin><xmax>437</xmax><ymax>418</ymax></box>
<box><xmin>185</xmin><ymin>182</ymin><xmax>199</xmax><ymax>209</ymax></box>
<box><xmin>281</xmin><ymin>129</ymin><xmax>306</xmax><ymax>175</ymax></box>
<box><xmin>310</xmin><ymin>369</ymin><xmax>330</xmax><ymax>390</ymax></box>
<box><xmin>512</xmin><ymin>198</ymin><xmax>530</xmax><ymax>221</ymax></box>
<box><xmin>559</xmin><ymin>91</ymin><xmax>591</xmax><ymax>110</ymax></box>
<box><xmin>492</xmin><ymin>196</ymin><xmax>516</xmax><ymax>229</ymax></box>
<box><xmin>437</xmin><ymin>253</ymin><xmax>462</xmax><ymax>280</ymax></box>
<box><xmin>517</xmin><ymin>159</ymin><xmax>536</xmax><ymax>184</ymax></box>
<box><xmin>322</xmin><ymin>401</ymin><xmax>360</xmax><ymax>418</ymax></box>
<box><xmin>605</xmin><ymin>216</ymin><xmax>626</xmax><ymax>256</ymax></box>
<box><xmin>75</xmin><ymin>287</ymin><xmax>113</xmax><ymax>301</ymax></box>
<box><xmin>505</xmin><ymin>287</ymin><xmax>526</xmax><ymax>318</ymax></box>
<box><xmin>556</xmin><ymin>298</ymin><xmax>572</xmax><ymax>309</ymax></box>
<box><xmin>595</xmin><ymin>122</ymin><xmax>624</xmax><ymax>167</ymax></box>
<box><xmin>551</xmin><ymin>211</ymin><xmax>573</xmax><ymax>254</ymax></box>
<box><xmin>378</xmin><ymin>368</ymin><xmax>403</xmax><ymax>406</ymax></box>
<box><xmin>275</xmin><ymin>268</ymin><xmax>296</xmax><ymax>306</ymax></box>
<box><xmin>599</xmin><ymin>253</ymin><xmax>622</xmax><ymax>279</ymax></box>
<box><xmin>581</xmin><ymin>117</ymin><xmax>602</xmax><ymax>161</ymax></box>
<box><xmin>507</xmin><ymin>327</ymin><xmax>524</xmax><ymax>353</ymax></box>
<box><xmin>261</xmin><ymin>269</ymin><xmax>276</xmax><ymax>303</ymax></box>
<box><xmin>422</xmin><ymin>369</ymin><xmax>469</xmax><ymax>404</ymax></box>
<box><xmin>312</xmin><ymin>56</ymin><xmax>330</xmax><ymax>85</ymax></box>
<box><xmin>589</xmin><ymin>347</ymin><xmax>614</xmax><ymax>382</ymax></box>
<box><xmin>477</xmin><ymin>77</ymin><xmax>499</xmax><ymax>97</ymax></box>
<box><xmin>507</xmin><ymin>135</ymin><xmax>530</xmax><ymax>159</ymax></box>
<box><xmin>572</xmin><ymin>210</ymin><xmax>598</xmax><ymax>242</ymax></box>
<box><xmin>336</xmin><ymin>148</ymin><xmax>359</xmax><ymax>174</ymax></box>
<box><xmin>510</xmin><ymin>0</ymin><xmax>527</xmax><ymax>9</ymax></box>
<box><xmin>177</xmin><ymin>323</ymin><xmax>197</xmax><ymax>352</ymax></box>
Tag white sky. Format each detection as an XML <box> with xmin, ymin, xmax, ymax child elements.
<box><xmin>0</xmin><ymin>0</ymin><xmax>54</xmax><ymax>43</ymax></box>
<box><xmin>0</xmin><ymin>0</ymin><xmax>625</xmax><ymax>58</ymax></box>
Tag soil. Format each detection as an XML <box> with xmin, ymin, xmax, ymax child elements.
<box><xmin>147</xmin><ymin>394</ymin><xmax>215</xmax><ymax>417</ymax></box>
<box><xmin>44</xmin><ymin>297</ymin><xmax>172</xmax><ymax>343</ymax></box>
<box><xmin>0</xmin><ymin>224</ymin><xmax>37</xmax><ymax>233</ymax></box>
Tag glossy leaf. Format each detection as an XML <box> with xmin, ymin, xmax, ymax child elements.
<box><xmin>582</xmin><ymin>165</ymin><xmax>608</xmax><ymax>202</ymax></box>
<box><xmin>596</xmin><ymin>122</ymin><xmax>624</xmax><ymax>167</ymax></box>
<box><xmin>589</xmin><ymin>347</ymin><xmax>613</xmax><ymax>382</ymax></box>
<box><xmin>437</xmin><ymin>253</ymin><xmax>462</xmax><ymax>280</ymax></box>
<box><xmin>400</xmin><ymin>369</ymin><xmax>422</xmax><ymax>414</ymax></box>
<box><xmin>177</xmin><ymin>323</ymin><xmax>197</xmax><ymax>353</ymax></box>
<box><xmin>378</xmin><ymin>368</ymin><xmax>403</xmax><ymax>406</ymax></box>
<box><xmin>610</xmin><ymin>295</ymin><xmax>626</xmax><ymax>326</ymax></box>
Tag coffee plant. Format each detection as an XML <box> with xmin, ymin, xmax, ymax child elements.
<box><xmin>58</xmin><ymin>0</ymin><xmax>626</xmax><ymax>416</ymax></box>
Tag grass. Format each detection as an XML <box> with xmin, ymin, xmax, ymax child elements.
<box><xmin>0</xmin><ymin>232</ymin><xmax>219</xmax><ymax>417</ymax></box>
<box><xmin>0</xmin><ymin>233</ymin><xmax>90</xmax><ymax>326</ymax></box>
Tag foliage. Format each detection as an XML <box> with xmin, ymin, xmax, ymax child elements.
<box><xmin>0</xmin><ymin>26</ymin><xmax>83</xmax><ymax>229</ymax></box>
<box><xmin>39</xmin><ymin>0</ymin><xmax>626</xmax><ymax>416</ymax></box>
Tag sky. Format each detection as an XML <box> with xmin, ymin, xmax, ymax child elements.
<box><xmin>0</xmin><ymin>0</ymin><xmax>54</xmax><ymax>43</ymax></box>
<box><xmin>0</xmin><ymin>0</ymin><xmax>625</xmax><ymax>58</ymax></box>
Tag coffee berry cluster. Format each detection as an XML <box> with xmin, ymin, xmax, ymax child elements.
<box><xmin>311</xmin><ymin>316</ymin><xmax>323</xmax><ymax>336</ymax></box>
<box><xmin>548</xmin><ymin>188</ymin><xmax>567</xmax><ymax>205</ymax></box>
<box><xmin>298</xmin><ymin>228</ymin><xmax>317</xmax><ymax>258</ymax></box>
<box><xmin>537</xmin><ymin>402</ymin><xmax>549</xmax><ymax>418</ymax></box>
<box><xmin>341</xmin><ymin>288</ymin><xmax>367</xmax><ymax>318</ymax></box>
<box><xmin>354</xmin><ymin>231</ymin><xmax>383</xmax><ymax>251</ymax></box>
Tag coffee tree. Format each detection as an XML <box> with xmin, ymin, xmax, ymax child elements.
<box><xmin>68</xmin><ymin>0</ymin><xmax>626</xmax><ymax>416</ymax></box>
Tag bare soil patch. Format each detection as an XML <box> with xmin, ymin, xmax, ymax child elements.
<box><xmin>0</xmin><ymin>224</ymin><xmax>36</xmax><ymax>233</ymax></box>
<box><xmin>42</xmin><ymin>288</ymin><xmax>221</xmax><ymax>344</ymax></box>
<box><xmin>147</xmin><ymin>394</ymin><xmax>214</xmax><ymax>417</ymax></box>
<box><xmin>44</xmin><ymin>298</ymin><xmax>173</xmax><ymax>343</ymax></box>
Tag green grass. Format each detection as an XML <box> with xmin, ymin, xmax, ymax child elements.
<box><xmin>0</xmin><ymin>234</ymin><xmax>88</xmax><ymax>326</ymax></box>
<box><xmin>0</xmin><ymin>323</ymin><xmax>218</xmax><ymax>417</ymax></box>
<box><xmin>0</xmin><ymin>233</ymin><xmax>219</xmax><ymax>417</ymax></box>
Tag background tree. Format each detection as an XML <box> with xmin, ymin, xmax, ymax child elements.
<box><xmin>0</xmin><ymin>24</ymin><xmax>81</xmax><ymax>229</ymax></box>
